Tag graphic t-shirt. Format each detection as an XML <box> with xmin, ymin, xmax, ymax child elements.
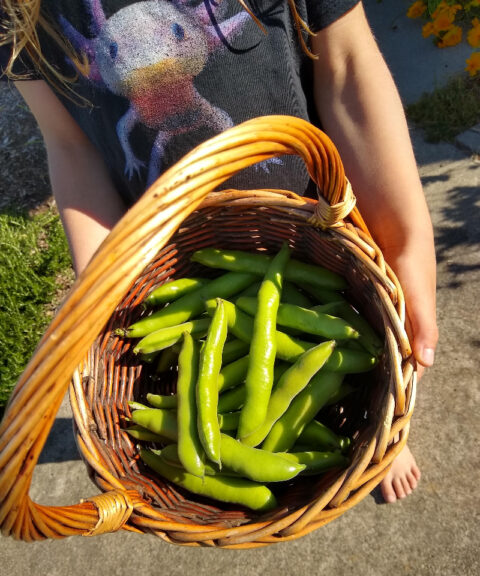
<box><xmin>0</xmin><ymin>0</ymin><xmax>360</xmax><ymax>206</ymax></box>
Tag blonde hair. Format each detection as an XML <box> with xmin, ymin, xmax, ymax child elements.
<box><xmin>0</xmin><ymin>1</ymin><xmax>87</xmax><ymax>95</ymax></box>
<box><xmin>1</xmin><ymin>0</ymin><xmax>315</xmax><ymax>90</ymax></box>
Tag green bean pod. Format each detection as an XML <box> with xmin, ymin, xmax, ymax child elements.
<box><xmin>240</xmin><ymin>340</ymin><xmax>336</xmax><ymax>447</ymax></box>
<box><xmin>272</xmin><ymin>361</ymin><xmax>293</xmax><ymax>383</ymax></box>
<box><xmin>218</xmin><ymin>385</ymin><xmax>246</xmax><ymax>413</ymax></box>
<box><xmin>133</xmin><ymin>317</ymin><xmax>211</xmax><ymax>355</ymax></box>
<box><xmin>313</xmin><ymin>302</ymin><xmax>384</xmax><ymax>357</ymax></box>
<box><xmin>191</xmin><ymin>248</ymin><xmax>347</xmax><ymax>290</ymax></box>
<box><xmin>154</xmin><ymin>346</ymin><xmax>178</xmax><ymax>373</ymax></box>
<box><xmin>219</xmin><ymin>434</ymin><xmax>305</xmax><ymax>482</ymax></box>
<box><xmin>158</xmin><ymin>444</ymin><xmax>239</xmax><ymax>477</ymax></box>
<box><xmin>295</xmin><ymin>282</ymin><xmax>347</xmax><ymax>305</ymax></box>
<box><xmin>130</xmin><ymin>408</ymin><xmax>178</xmax><ymax>442</ymax></box>
<box><xmin>296</xmin><ymin>419</ymin><xmax>351</xmax><ymax>452</ymax></box>
<box><xmin>236</xmin><ymin>296</ymin><xmax>360</xmax><ymax>341</ymax></box>
<box><xmin>217</xmin><ymin>411</ymin><xmax>240</xmax><ymax>431</ymax></box>
<box><xmin>281</xmin><ymin>282</ymin><xmax>313</xmax><ymax>308</ymax></box>
<box><xmin>123</xmin><ymin>271</ymin><xmax>256</xmax><ymax>338</ymax></box>
<box><xmin>218</xmin><ymin>361</ymin><xmax>290</xmax><ymax>413</ymax></box>
<box><xmin>145</xmin><ymin>277</ymin><xmax>209</xmax><ymax>307</ymax></box>
<box><xmin>234</xmin><ymin>292</ymin><xmax>303</xmax><ymax>336</ymax></box>
<box><xmin>235</xmin><ymin>281</ymin><xmax>312</xmax><ymax>308</ymax></box>
<box><xmin>221</xmin><ymin>339</ymin><xmax>250</xmax><ymax>364</ymax></box>
<box><xmin>324</xmin><ymin>347</ymin><xmax>378</xmax><ymax>373</ymax></box>
<box><xmin>262</xmin><ymin>371</ymin><xmax>345</xmax><ymax>453</ymax></box>
<box><xmin>234</xmin><ymin>280</ymin><xmax>261</xmax><ymax>300</ymax></box>
<box><xmin>280</xmin><ymin>450</ymin><xmax>350</xmax><ymax>475</ymax></box>
<box><xmin>128</xmin><ymin>400</ymin><xmax>149</xmax><ymax>411</ymax></box>
<box><xmin>140</xmin><ymin>448</ymin><xmax>277</xmax><ymax>512</ymax></box>
<box><xmin>124</xmin><ymin>425</ymin><xmax>169</xmax><ymax>443</ymax></box>
<box><xmin>205</xmin><ymin>299</ymin><xmax>316</xmax><ymax>364</ymax></box>
<box><xmin>238</xmin><ymin>243</ymin><xmax>291</xmax><ymax>439</ymax></box>
<box><xmin>217</xmin><ymin>355</ymin><xmax>250</xmax><ymax>393</ymax></box>
<box><xmin>176</xmin><ymin>332</ymin><xmax>205</xmax><ymax>478</ymax></box>
<box><xmin>146</xmin><ymin>393</ymin><xmax>178</xmax><ymax>409</ymax></box>
<box><xmin>196</xmin><ymin>299</ymin><xmax>228</xmax><ymax>465</ymax></box>
<box><xmin>324</xmin><ymin>382</ymin><xmax>355</xmax><ymax>407</ymax></box>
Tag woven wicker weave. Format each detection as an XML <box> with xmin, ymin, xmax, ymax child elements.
<box><xmin>0</xmin><ymin>116</ymin><xmax>416</xmax><ymax>547</ymax></box>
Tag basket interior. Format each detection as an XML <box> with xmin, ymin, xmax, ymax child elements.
<box><xmin>76</xmin><ymin>202</ymin><xmax>390</xmax><ymax>528</ymax></box>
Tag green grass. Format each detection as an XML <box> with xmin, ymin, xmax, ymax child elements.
<box><xmin>0</xmin><ymin>205</ymin><xmax>73</xmax><ymax>417</ymax></box>
<box><xmin>406</xmin><ymin>74</ymin><xmax>480</xmax><ymax>142</ymax></box>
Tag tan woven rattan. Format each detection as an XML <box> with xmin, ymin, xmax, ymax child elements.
<box><xmin>0</xmin><ymin>116</ymin><xmax>415</xmax><ymax>547</ymax></box>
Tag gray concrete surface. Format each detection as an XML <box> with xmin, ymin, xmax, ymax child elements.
<box><xmin>456</xmin><ymin>123</ymin><xmax>480</xmax><ymax>155</ymax></box>
<box><xmin>1</xmin><ymin>2</ymin><xmax>479</xmax><ymax>575</ymax></box>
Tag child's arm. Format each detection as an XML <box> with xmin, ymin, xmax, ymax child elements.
<box><xmin>311</xmin><ymin>3</ymin><xmax>438</xmax><ymax>371</ymax></box>
<box><xmin>14</xmin><ymin>80</ymin><xmax>127</xmax><ymax>275</ymax></box>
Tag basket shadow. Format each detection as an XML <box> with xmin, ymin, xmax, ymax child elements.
<box><xmin>369</xmin><ymin>485</ymin><xmax>388</xmax><ymax>505</ymax></box>
<box><xmin>37</xmin><ymin>417</ymin><xmax>81</xmax><ymax>464</ymax></box>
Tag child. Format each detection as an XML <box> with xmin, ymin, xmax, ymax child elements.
<box><xmin>0</xmin><ymin>0</ymin><xmax>437</xmax><ymax>502</ymax></box>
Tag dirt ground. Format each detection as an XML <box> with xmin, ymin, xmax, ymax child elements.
<box><xmin>0</xmin><ymin>82</ymin><xmax>52</xmax><ymax>211</ymax></box>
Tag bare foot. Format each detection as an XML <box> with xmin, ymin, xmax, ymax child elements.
<box><xmin>380</xmin><ymin>444</ymin><xmax>421</xmax><ymax>503</ymax></box>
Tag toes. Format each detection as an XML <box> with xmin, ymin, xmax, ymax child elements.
<box><xmin>411</xmin><ymin>464</ymin><xmax>421</xmax><ymax>481</ymax></box>
<box><xmin>380</xmin><ymin>473</ymin><xmax>397</xmax><ymax>503</ymax></box>
<box><xmin>382</xmin><ymin>489</ymin><xmax>397</xmax><ymax>504</ymax></box>
<box><xmin>392</xmin><ymin>477</ymin><xmax>407</xmax><ymax>500</ymax></box>
<box><xmin>401</xmin><ymin>476</ymin><xmax>412</xmax><ymax>496</ymax></box>
<box><xmin>406</xmin><ymin>471</ymin><xmax>419</xmax><ymax>491</ymax></box>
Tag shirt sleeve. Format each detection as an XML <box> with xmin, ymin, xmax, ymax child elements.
<box><xmin>307</xmin><ymin>0</ymin><xmax>361</xmax><ymax>32</ymax></box>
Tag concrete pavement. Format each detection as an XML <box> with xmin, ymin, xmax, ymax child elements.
<box><xmin>1</xmin><ymin>1</ymin><xmax>479</xmax><ymax>574</ymax></box>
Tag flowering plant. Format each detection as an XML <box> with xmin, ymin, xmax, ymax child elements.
<box><xmin>407</xmin><ymin>0</ymin><xmax>480</xmax><ymax>76</ymax></box>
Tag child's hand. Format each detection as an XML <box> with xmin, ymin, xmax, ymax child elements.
<box><xmin>381</xmin><ymin>235</ymin><xmax>438</xmax><ymax>380</ymax></box>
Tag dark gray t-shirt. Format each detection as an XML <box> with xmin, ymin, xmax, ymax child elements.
<box><xmin>1</xmin><ymin>0</ymin><xmax>360</xmax><ymax>205</ymax></box>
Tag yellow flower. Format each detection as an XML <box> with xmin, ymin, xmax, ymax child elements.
<box><xmin>465</xmin><ymin>51</ymin><xmax>480</xmax><ymax>76</ymax></box>
<box><xmin>422</xmin><ymin>21</ymin><xmax>436</xmax><ymax>37</ymax></box>
<box><xmin>431</xmin><ymin>0</ymin><xmax>448</xmax><ymax>16</ymax></box>
<box><xmin>438</xmin><ymin>25</ymin><xmax>463</xmax><ymax>47</ymax></box>
<box><xmin>407</xmin><ymin>0</ymin><xmax>427</xmax><ymax>18</ymax></box>
<box><xmin>432</xmin><ymin>2</ymin><xmax>462</xmax><ymax>20</ymax></box>
<box><xmin>467</xmin><ymin>18</ymin><xmax>480</xmax><ymax>47</ymax></box>
<box><xmin>433</xmin><ymin>14</ymin><xmax>455</xmax><ymax>33</ymax></box>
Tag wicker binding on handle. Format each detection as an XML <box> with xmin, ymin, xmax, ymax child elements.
<box><xmin>0</xmin><ymin>116</ymin><xmax>416</xmax><ymax>547</ymax></box>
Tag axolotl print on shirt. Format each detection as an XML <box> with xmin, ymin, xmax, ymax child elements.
<box><xmin>1</xmin><ymin>0</ymin><xmax>361</xmax><ymax>204</ymax></box>
<box><xmin>60</xmin><ymin>0</ymin><xmax>252</xmax><ymax>185</ymax></box>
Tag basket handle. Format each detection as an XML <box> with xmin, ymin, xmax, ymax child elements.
<box><xmin>0</xmin><ymin>115</ymin><xmax>359</xmax><ymax>540</ymax></box>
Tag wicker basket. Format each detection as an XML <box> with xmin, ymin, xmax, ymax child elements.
<box><xmin>0</xmin><ymin>116</ymin><xmax>416</xmax><ymax>547</ymax></box>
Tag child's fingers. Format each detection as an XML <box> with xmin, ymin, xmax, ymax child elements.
<box><xmin>403</xmin><ymin>277</ymin><xmax>438</xmax><ymax>373</ymax></box>
<box><xmin>383</xmin><ymin>241</ymin><xmax>438</xmax><ymax>378</ymax></box>
<box><xmin>405</xmin><ymin>309</ymin><xmax>437</xmax><ymax>383</ymax></box>
<box><xmin>403</xmin><ymin>284</ymin><xmax>438</xmax><ymax>362</ymax></box>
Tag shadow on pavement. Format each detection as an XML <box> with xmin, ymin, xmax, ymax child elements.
<box><xmin>435</xmin><ymin>184</ymin><xmax>480</xmax><ymax>268</ymax></box>
<box><xmin>37</xmin><ymin>417</ymin><xmax>81</xmax><ymax>464</ymax></box>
